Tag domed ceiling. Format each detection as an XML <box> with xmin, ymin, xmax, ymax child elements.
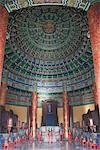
<box><xmin>3</xmin><ymin>5</ymin><xmax>94</xmax><ymax>105</ymax></box>
<box><xmin>9</xmin><ymin>6</ymin><xmax>88</xmax><ymax>61</ymax></box>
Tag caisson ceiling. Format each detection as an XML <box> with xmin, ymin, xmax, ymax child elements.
<box><xmin>1</xmin><ymin>4</ymin><xmax>95</xmax><ymax>106</ymax></box>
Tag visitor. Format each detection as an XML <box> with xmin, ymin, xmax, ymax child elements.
<box><xmin>59</xmin><ymin>129</ymin><xmax>64</xmax><ymax>142</ymax></box>
<box><xmin>37</xmin><ymin>130</ymin><xmax>42</xmax><ymax>144</ymax></box>
<box><xmin>48</xmin><ymin>129</ymin><xmax>53</xmax><ymax>143</ymax></box>
<box><xmin>68</xmin><ymin>129</ymin><xmax>73</xmax><ymax>141</ymax></box>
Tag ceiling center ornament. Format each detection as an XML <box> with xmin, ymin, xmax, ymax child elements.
<box><xmin>42</xmin><ymin>20</ymin><xmax>56</xmax><ymax>34</ymax></box>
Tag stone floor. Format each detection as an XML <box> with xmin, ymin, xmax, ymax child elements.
<box><xmin>13</xmin><ymin>141</ymin><xmax>91</xmax><ymax>150</ymax></box>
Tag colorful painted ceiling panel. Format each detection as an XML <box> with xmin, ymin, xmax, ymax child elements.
<box><xmin>38</xmin><ymin>92</ymin><xmax>63</xmax><ymax>107</ymax></box>
<box><xmin>68</xmin><ymin>85</ymin><xmax>94</xmax><ymax>106</ymax></box>
<box><xmin>2</xmin><ymin>5</ymin><xmax>95</xmax><ymax>105</ymax></box>
<box><xmin>6</xmin><ymin>86</ymin><xmax>32</xmax><ymax>106</ymax></box>
<box><xmin>4</xmin><ymin>6</ymin><xmax>94</xmax><ymax>83</ymax></box>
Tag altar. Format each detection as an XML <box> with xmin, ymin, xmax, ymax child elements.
<box><xmin>38</xmin><ymin>126</ymin><xmax>60</xmax><ymax>142</ymax></box>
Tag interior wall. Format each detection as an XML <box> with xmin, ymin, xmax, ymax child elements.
<box><xmin>57</xmin><ymin>107</ymin><xmax>64</xmax><ymax>125</ymax></box>
<box><xmin>37</xmin><ymin>108</ymin><xmax>42</xmax><ymax>128</ymax></box>
<box><xmin>5</xmin><ymin>105</ymin><xmax>28</xmax><ymax>123</ymax></box>
<box><xmin>73</xmin><ymin>104</ymin><xmax>95</xmax><ymax>126</ymax></box>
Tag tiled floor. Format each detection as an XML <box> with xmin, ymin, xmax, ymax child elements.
<box><xmin>13</xmin><ymin>141</ymin><xmax>91</xmax><ymax>150</ymax></box>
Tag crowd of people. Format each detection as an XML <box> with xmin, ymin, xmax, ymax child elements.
<box><xmin>37</xmin><ymin>128</ymin><xmax>65</xmax><ymax>143</ymax></box>
<box><xmin>5</xmin><ymin>120</ymin><xmax>73</xmax><ymax>144</ymax></box>
<box><xmin>5</xmin><ymin>120</ymin><xmax>29</xmax><ymax>143</ymax></box>
<box><xmin>6</xmin><ymin>120</ymin><xmax>66</xmax><ymax>144</ymax></box>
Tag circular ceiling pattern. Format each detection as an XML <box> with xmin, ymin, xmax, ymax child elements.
<box><xmin>8</xmin><ymin>6</ymin><xmax>88</xmax><ymax>61</ymax></box>
<box><xmin>4</xmin><ymin>5</ymin><xmax>94</xmax><ymax>91</ymax></box>
<box><xmin>2</xmin><ymin>4</ymin><xmax>95</xmax><ymax>106</ymax></box>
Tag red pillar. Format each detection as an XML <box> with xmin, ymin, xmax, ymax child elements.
<box><xmin>0</xmin><ymin>5</ymin><xmax>8</xmax><ymax>87</ymax></box>
<box><xmin>87</xmin><ymin>3</ymin><xmax>100</xmax><ymax>112</ymax></box>
<box><xmin>32</xmin><ymin>92</ymin><xmax>37</xmax><ymax>139</ymax></box>
<box><xmin>0</xmin><ymin>82</ymin><xmax>8</xmax><ymax>106</ymax></box>
<box><xmin>63</xmin><ymin>91</ymin><xmax>69</xmax><ymax>139</ymax></box>
<box><xmin>92</xmin><ymin>82</ymin><xmax>98</xmax><ymax>104</ymax></box>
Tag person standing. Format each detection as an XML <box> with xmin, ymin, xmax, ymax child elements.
<box><xmin>37</xmin><ymin>130</ymin><xmax>42</xmax><ymax>144</ymax></box>
<box><xmin>48</xmin><ymin>129</ymin><xmax>53</xmax><ymax>143</ymax></box>
<box><xmin>59</xmin><ymin>129</ymin><xmax>64</xmax><ymax>142</ymax></box>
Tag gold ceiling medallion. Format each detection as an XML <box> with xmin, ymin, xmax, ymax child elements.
<box><xmin>42</xmin><ymin>20</ymin><xmax>56</xmax><ymax>34</ymax></box>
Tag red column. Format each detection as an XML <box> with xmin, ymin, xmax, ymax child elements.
<box><xmin>87</xmin><ymin>3</ymin><xmax>100</xmax><ymax>112</ymax></box>
<box><xmin>0</xmin><ymin>5</ymin><xmax>8</xmax><ymax>87</ymax></box>
<box><xmin>32</xmin><ymin>92</ymin><xmax>37</xmax><ymax>139</ymax></box>
<box><xmin>92</xmin><ymin>82</ymin><xmax>98</xmax><ymax>104</ymax></box>
<box><xmin>0</xmin><ymin>82</ymin><xmax>8</xmax><ymax>106</ymax></box>
<box><xmin>63</xmin><ymin>91</ymin><xmax>69</xmax><ymax>139</ymax></box>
